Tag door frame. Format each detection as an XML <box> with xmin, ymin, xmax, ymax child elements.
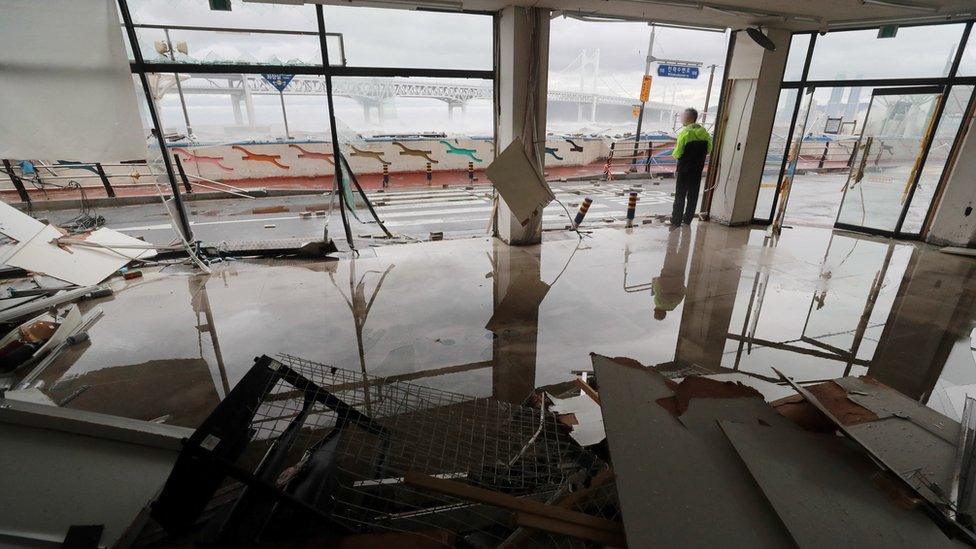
<box><xmin>754</xmin><ymin>22</ymin><xmax>976</xmax><ymax>237</ymax></box>
<box><xmin>833</xmin><ymin>85</ymin><xmax>946</xmax><ymax>238</ymax></box>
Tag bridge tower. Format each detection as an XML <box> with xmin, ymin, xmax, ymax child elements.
<box><xmin>361</xmin><ymin>100</ymin><xmax>395</xmax><ymax>125</ymax></box>
<box><xmin>447</xmin><ymin>100</ymin><xmax>467</xmax><ymax>121</ymax></box>
<box><xmin>578</xmin><ymin>49</ymin><xmax>600</xmax><ymax>122</ymax></box>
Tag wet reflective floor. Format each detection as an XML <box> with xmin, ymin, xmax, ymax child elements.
<box><xmin>19</xmin><ymin>221</ymin><xmax>976</xmax><ymax>428</ymax></box>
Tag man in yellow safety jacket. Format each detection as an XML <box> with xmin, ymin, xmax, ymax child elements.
<box><xmin>671</xmin><ymin>108</ymin><xmax>713</xmax><ymax>227</ymax></box>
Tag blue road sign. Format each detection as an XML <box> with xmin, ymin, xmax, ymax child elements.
<box><xmin>657</xmin><ymin>65</ymin><xmax>699</xmax><ymax>79</ymax></box>
<box><xmin>262</xmin><ymin>74</ymin><xmax>295</xmax><ymax>92</ymax></box>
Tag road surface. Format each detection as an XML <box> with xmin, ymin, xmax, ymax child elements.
<box><xmin>38</xmin><ymin>178</ymin><xmax>680</xmax><ymax>248</ymax></box>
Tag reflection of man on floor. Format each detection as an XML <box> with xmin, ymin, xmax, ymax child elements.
<box><xmin>671</xmin><ymin>108</ymin><xmax>713</xmax><ymax>227</ymax></box>
<box><xmin>653</xmin><ymin>226</ymin><xmax>691</xmax><ymax>320</ymax></box>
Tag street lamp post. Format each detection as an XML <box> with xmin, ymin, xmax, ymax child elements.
<box><xmin>632</xmin><ymin>24</ymin><xmax>656</xmax><ymax>163</ymax></box>
<box><xmin>163</xmin><ymin>29</ymin><xmax>193</xmax><ymax>139</ymax></box>
<box><xmin>702</xmin><ymin>64</ymin><xmax>718</xmax><ymax>125</ymax></box>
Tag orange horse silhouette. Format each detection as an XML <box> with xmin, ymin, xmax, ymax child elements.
<box><xmin>288</xmin><ymin>144</ymin><xmax>335</xmax><ymax>165</ymax></box>
<box><xmin>349</xmin><ymin>145</ymin><xmax>390</xmax><ymax>166</ymax></box>
<box><xmin>172</xmin><ymin>147</ymin><xmax>234</xmax><ymax>172</ymax></box>
<box><xmin>392</xmin><ymin>141</ymin><xmax>439</xmax><ymax>163</ymax></box>
<box><xmin>231</xmin><ymin>145</ymin><xmax>289</xmax><ymax>169</ymax></box>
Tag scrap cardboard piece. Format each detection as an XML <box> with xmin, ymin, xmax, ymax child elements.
<box><xmin>0</xmin><ymin>201</ymin><xmax>155</xmax><ymax>285</ymax></box>
<box><xmin>485</xmin><ymin>138</ymin><xmax>555</xmax><ymax>226</ymax></box>
<box><xmin>720</xmin><ymin>420</ymin><xmax>960</xmax><ymax>548</ymax></box>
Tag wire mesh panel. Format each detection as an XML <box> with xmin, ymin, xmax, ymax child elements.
<box><xmin>248</xmin><ymin>354</ymin><xmax>612</xmax><ymax>545</ymax></box>
<box><xmin>152</xmin><ymin>353</ymin><xmax>616</xmax><ymax>546</ymax></box>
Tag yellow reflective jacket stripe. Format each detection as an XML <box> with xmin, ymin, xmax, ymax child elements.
<box><xmin>672</xmin><ymin>123</ymin><xmax>713</xmax><ymax>159</ymax></box>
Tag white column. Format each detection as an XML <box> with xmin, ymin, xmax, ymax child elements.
<box><xmin>494</xmin><ymin>6</ymin><xmax>550</xmax><ymax>245</ymax></box>
<box><xmin>927</xmin><ymin>114</ymin><xmax>976</xmax><ymax>246</ymax></box>
<box><xmin>708</xmin><ymin>28</ymin><xmax>790</xmax><ymax>225</ymax></box>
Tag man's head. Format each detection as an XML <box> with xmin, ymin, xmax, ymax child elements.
<box><xmin>654</xmin><ymin>308</ymin><xmax>667</xmax><ymax>321</ymax></box>
<box><xmin>681</xmin><ymin>108</ymin><xmax>699</xmax><ymax>126</ymax></box>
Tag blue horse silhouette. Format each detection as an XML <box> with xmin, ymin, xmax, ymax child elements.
<box><xmin>439</xmin><ymin>140</ymin><xmax>483</xmax><ymax>162</ymax></box>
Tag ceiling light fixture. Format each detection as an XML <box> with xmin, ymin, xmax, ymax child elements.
<box><xmin>623</xmin><ymin>0</ymin><xmax>821</xmax><ymax>25</ymax></box>
<box><xmin>340</xmin><ymin>0</ymin><xmax>464</xmax><ymax>11</ymax></box>
<box><xmin>561</xmin><ymin>11</ymin><xmax>727</xmax><ymax>31</ymax></box>
<box><xmin>828</xmin><ymin>10</ymin><xmax>970</xmax><ymax>29</ymax></box>
<box><xmin>861</xmin><ymin>0</ymin><xmax>940</xmax><ymax>13</ymax></box>
<box><xmin>702</xmin><ymin>4</ymin><xmax>775</xmax><ymax>18</ymax></box>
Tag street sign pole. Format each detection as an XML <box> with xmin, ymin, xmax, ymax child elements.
<box><xmin>633</xmin><ymin>24</ymin><xmax>656</xmax><ymax>165</ymax></box>
<box><xmin>262</xmin><ymin>74</ymin><xmax>295</xmax><ymax>140</ymax></box>
<box><xmin>279</xmin><ymin>90</ymin><xmax>291</xmax><ymax>139</ymax></box>
<box><xmin>164</xmin><ymin>29</ymin><xmax>193</xmax><ymax>139</ymax></box>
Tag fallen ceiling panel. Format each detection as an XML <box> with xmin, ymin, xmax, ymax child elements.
<box><xmin>591</xmin><ymin>353</ymin><xmax>794</xmax><ymax>547</ymax></box>
<box><xmin>719</xmin><ymin>420</ymin><xmax>961</xmax><ymax>548</ymax></box>
<box><xmin>775</xmin><ymin>369</ymin><xmax>976</xmax><ymax>545</ymax></box>
<box><xmin>0</xmin><ymin>201</ymin><xmax>155</xmax><ymax>285</ymax></box>
<box><xmin>485</xmin><ymin>138</ymin><xmax>555</xmax><ymax>227</ymax></box>
<box><xmin>833</xmin><ymin>377</ymin><xmax>959</xmax><ymax>506</ymax></box>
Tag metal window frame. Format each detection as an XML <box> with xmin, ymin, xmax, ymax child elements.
<box><xmin>123</xmin><ymin>8</ymin><xmax>496</xmax><ymax>79</ymax></box>
<box><xmin>753</xmin><ymin>32</ymin><xmax>816</xmax><ymax>226</ymax></box>
<box><xmin>130</xmin><ymin>22</ymin><xmax>349</xmax><ymax>67</ymax></box>
<box><xmin>120</xmin><ymin>2</ymin><xmax>497</xmax><ymax>139</ymax></box>
<box><xmin>118</xmin><ymin>0</ymin><xmax>194</xmax><ymax>243</ymax></box>
<box><xmin>133</xmin><ymin>62</ymin><xmax>494</xmax><ymax>79</ymax></box>
<box><xmin>118</xmin><ymin>0</ymin><xmax>497</xmax><ymax>249</ymax></box>
<box><xmin>752</xmin><ymin>19</ymin><xmax>976</xmax><ymax>239</ymax></box>
<box><xmin>832</xmin><ymin>85</ymin><xmax>945</xmax><ymax>236</ymax></box>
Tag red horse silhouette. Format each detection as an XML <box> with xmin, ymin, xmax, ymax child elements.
<box><xmin>172</xmin><ymin>147</ymin><xmax>234</xmax><ymax>172</ymax></box>
<box><xmin>231</xmin><ymin>145</ymin><xmax>289</xmax><ymax>169</ymax></box>
<box><xmin>288</xmin><ymin>144</ymin><xmax>335</xmax><ymax>165</ymax></box>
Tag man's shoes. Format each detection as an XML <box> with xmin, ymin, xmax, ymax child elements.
<box><xmin>682</xmin><ymin>215</ymin><xmax>695</xmax><ymax>225</ymax></box>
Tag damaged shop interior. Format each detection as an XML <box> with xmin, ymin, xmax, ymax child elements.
<box><xmin>7</xmin><ymin>0</ymin><xmax>976</xmax><ymax>547</ymax></box>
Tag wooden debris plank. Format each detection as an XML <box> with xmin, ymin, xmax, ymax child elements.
<box><xmin>402</xmin><ymin>472</ymin><xmax>622</xmax><ymax>534</ymax></box>
<box><xmin>513</xmin><ymin>512</ymin><xmax>627</xmax><ymax>547</ymax></box>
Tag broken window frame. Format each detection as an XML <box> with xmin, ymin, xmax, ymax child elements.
<box><xmin>117</xmin><ymin>0</ymin><xmax>497</xmax><ymax>249</ymax></box>
<box><xmin>754</xmin><ymin>20</ymin><xmax>976</xmax><ymax>241</ymax></box>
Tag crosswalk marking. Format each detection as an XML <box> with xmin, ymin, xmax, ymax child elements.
<box><xmin>115</xmin><ymin>180</ymin><xmax>677</xmax><ymax>237</ymax></box>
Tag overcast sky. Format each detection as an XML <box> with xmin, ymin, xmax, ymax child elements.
<box><xmin>548</xmin><ymin>16</ymin><xmax>728</xmax><ymax>113</ymax></box>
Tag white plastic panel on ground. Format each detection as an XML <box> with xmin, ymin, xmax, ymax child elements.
<box><xmin>0</xmin><ymin>201</ymin><xmax>156</xmax><ymax>285</ymax></box>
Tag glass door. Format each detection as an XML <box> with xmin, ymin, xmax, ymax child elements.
<box><xmin>835</xmin><ymin>86</ymin><xmax>942</xmax><ymax>235</ymax></box>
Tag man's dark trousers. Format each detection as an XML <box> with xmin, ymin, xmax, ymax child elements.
<box><xmin>671</xmin><ymin>140</ymin><xmax>708</xmax><ymax>226</ymax></box>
